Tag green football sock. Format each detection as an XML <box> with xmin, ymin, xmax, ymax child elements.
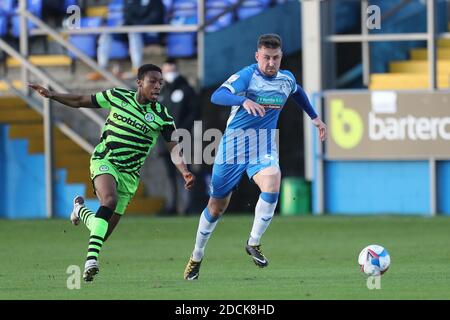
<box><xmin>79</xmin><ymin>207</ymin><xmax>95</xmax><ymax>231</ymax></box>
<box><xmin>86</xmin><ymin>206</ymin><xmax>113</xmax><ymax>262</ymax></box>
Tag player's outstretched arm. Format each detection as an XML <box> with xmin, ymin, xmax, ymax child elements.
<box><xmin>166</xmin><ymin>141</ymin><xmax>195</xmax><ymax>190</ymax></box>
<box><xmin>291</xmin><ymin>84</ymin><xmax>327</xmax><ymax>141</ymax></box>
<box><xmin>211</xmin><ymin>87</ymin><xmax>265</xmax><ymax>117</ymax></box>
<box><xmin>28</xmin><ymin>83</ymin><xmax>97</xmax><ymax>108</ymax></box>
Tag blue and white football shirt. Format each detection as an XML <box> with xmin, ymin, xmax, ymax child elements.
<box><xmin>216</xmin><ymin>63</ymin><xmax>298</xmax><ymax>165</ymax></box>
<box><xmin>209</xmin><ymin>64</ymin><xmax>299</xmax><ymax>198</ymax></box>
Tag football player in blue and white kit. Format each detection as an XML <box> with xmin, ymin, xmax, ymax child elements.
<box><xmin>184</xmin><ymin>34</ymin><xmax>327</xmax><ymax>280</ymax></box>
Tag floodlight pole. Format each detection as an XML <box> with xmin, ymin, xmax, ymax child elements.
<box><xmin>427</xmin><ymin>0</ymin><xmax>437</xmax><ymax>216</ymax></box>
<box><xmin>19</xmin><ymin>0</ymin><xmax>29</xmax><ymax>95</ymax></box>
<box><xmin>427</xmin><ymin>0</ymin><xmax>437</xmax><ymax>90</ymax></box>
<box><xmin>43</xmin><ymin>82</ymin><xmax>55</xmax><ymax>218</ymax></box>
<box><xmin>197</xmin><ymin>0</ymin><xmax>205</xmax><ymax>87</ymax></box>
<box><xmin>301</xmin><ymin>0</ymin><xmax>324</xmax><ymax>215</ymax></box>
<box><xmin>361</xmin><ymin>0</ymin><xmax>370</xmax><ymax>87</ymax></box>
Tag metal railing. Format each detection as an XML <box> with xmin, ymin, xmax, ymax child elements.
<box><xmin>0</xmin><ymin>65</ymin><xmax>96</xmax><ymax>218</ymax></box>
<box><xmin>0</xmin><ymin>38</ymin><xmax>105</xmax><ymax>127</ymax></box>
<box><xmin>23</xmin><ymin>11</ymin><xmax>129</xmax><ymax>88</ymax></box>
<box><xmin>20</xmin><ymin>1</ymin><xmax>206</xmax><ymax>88</ymax></box>
<box><xmin>311</xmin><ymin>0</ymin><xmax>447</xmax><ymax>215</ymax></box>
<box><xmin>1</xmin><ymin>0</ymin><xmax>210</xmax><ymax>217</ymax></box>
<box><xmin>2</xmin><ymin>77</ymin><xmax>95</xmax><ymax>154</ymax></box>
<box><xmin>325</xmin><ymin>0</ymin><xmax>448</xmax><ymax>89</ymax></box>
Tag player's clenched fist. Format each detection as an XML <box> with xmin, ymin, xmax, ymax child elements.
<box><xmin>312</xmin><ymin>117</ymin><xmax>327</xmax><ymax>142</ymax></box>
<box><xmin>183</xmin><ymin>171</ymin><xmax>195</xmax><ymax>190</ymax></box>
<box><xmin>243</xmin><ymin>99</ymin><xmax>265</xmax><ymax>117</ymax></box>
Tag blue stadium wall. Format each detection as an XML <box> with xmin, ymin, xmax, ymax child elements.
<box><xmin>321</xmin><ymin>161</ymin><xmax>430</xmax><ymax>215</ymax></box>
<box><xmin>316</xmin><ymin>160</ymin><xmax>450</xmax><ymax>216</ymax></box>
<box><xmin>0</xmin><ymin>125</ymin><xmax>98</xmax><ymax>219</ymax></box>
<box><xmin>311</xmin><ymin>124</ymin><xmax>450</xmax><ymax>217</ymax></box>
<box><xmin>437</xmin><ymin>161</ymin><xmax>450</xmax><ymax>214</ymax></box>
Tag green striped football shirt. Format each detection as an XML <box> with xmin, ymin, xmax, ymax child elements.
<box><xmin>91</xmin><ymin>87</ymin><xmax>176</xmax><ymax>177</ymax></box>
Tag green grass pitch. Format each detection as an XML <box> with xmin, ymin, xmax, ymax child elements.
<box><xmin>0</xmin><ymin>215</ymin><xmax>449</xmax><ymax>300</ymax></box>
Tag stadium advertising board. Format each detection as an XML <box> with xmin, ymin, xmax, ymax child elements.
<box><xmin>325</xmin><ymin>91</ymin><xmax>450</xmax><ymax>159</ymax></box>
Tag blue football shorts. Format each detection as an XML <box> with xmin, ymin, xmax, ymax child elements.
<box><xmin>208</xmin><ymin>154</ymin><xmax>279</xmax><ymax>199</ymax></box>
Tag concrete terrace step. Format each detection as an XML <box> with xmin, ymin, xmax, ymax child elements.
<box><xmin>27</xmin><ymin>137</ymin><xmax>86</xmax><ymax>154</ymax></box>
<box><xmin>0</xmin><ymin>109</ymin><xmax>42</xmax><ymax>123</ymax></box>
<box><xmin>438</xmin><ymin>38</ymin><xmax>450</xmax><ymax>47</ymax></box>
<box><xmin>0</xmin><ymin>98</ymin><xmax>28</xmax><ymax>109</ymax></box>
<box><xmin>8</xmin><ymin>123</ymin><xmax>66</xmax><ymax>139</ymax></box>
<box><xmin>6</xmin><ymin>55</ymin><xmax>72</xmax><ymax>68</ymax></box>
<box><xmin>0</xmin><ymin>94</ymin><xmax>161</xmax><ymax>214</ymax></box>
<box><xmin>370</xmin><ymin>73</ymin><xmax>450</xmax><ymax>90</ymax></box>
<box><xmin>410</xmin><ymin>48</ymin><xmax>450</xmax><ymax>60</ymax></box>
<box><xmin>389</xmin><ymin>60</ymin><xmax>450</xmax><ymax>73</ymax></box>
<box><xmin>0</xmin><ymin>81</ymin><xmax>23</xmax><ymax>92</ymax></box>
<box><xmin>55</xmin><ymin>153</ymin><xmax>91</xmax><ymax>168</ymax></box>
<box><xmin>1</xmin><ymin>45</ymin><xmax>197</xmax><ymax>93</ymax></box>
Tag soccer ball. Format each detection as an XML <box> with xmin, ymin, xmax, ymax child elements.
<box><xmin>358</xmin><ymin>244</ymin><xmax>390</xmax><ymax>276</ymax></box>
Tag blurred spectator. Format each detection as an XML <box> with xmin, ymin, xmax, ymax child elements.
<box><xmin>87</xmin><ymin>0</ymin><xmax>165</xmax><ymax>81</ymax></box>
<box><xmin>42</xmin><ymin>0</ymin><xmax>66</xmax><ymax>27</ymax></box>
<box><xmin>159</xmin><ymin>58</ymin><xmax>199</xmax><ymax>215</ymax></box>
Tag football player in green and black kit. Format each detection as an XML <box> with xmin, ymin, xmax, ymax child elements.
<box><xmin>29</xmin><ymin>64</ymin><xmax>195</xmax><ymax>282</ymax></box>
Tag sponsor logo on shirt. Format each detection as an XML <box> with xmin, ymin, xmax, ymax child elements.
<box><xmin>255</xmin><ymin>96</ymin><xmax>284</xmax><ymax>109</ymax></box>
<box><xmin>112</xmin><ymin>113</ymin><xmax>150</xmax><ymax>134</ymax></box>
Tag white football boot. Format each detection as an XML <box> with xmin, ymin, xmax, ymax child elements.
<box><xmin>70</xmin><ymin>196</ymin><xmax>85</xmax><ymax>226</ymax></box>
<box><xmin>83</xmin><ymin>259</ymin><xmax>99</xmax><ymax>282</ymax></box>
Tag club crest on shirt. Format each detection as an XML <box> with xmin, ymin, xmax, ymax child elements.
<box><xmin>145</xmin><ymin>113</ymin><xmax>154</xmax><ymax>122</ymax></box>
<box><xmin>121</xmin><ymin>101</ymin><xmax>128</xmax><ymax>108</ymax></box>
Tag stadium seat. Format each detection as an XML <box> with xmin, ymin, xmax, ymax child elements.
<box><xmin>0</xmin><ymin>17</ymin><xmax>7</xmax><ymax>37</ymax></box>
<box><xmin>62</xmin><ymin>0</ymin><xmax>78</xmax><ymax>10</ymax></box>
<box><xmin>166</xmin><ymin>30</ymin><xmax>197</xmax><ymax>58</ymax></box>
<box><xmin>172</xmin><ymin>0</ymin><xmax>197</xmax><ymax>6</ymax></box>
<box><xmin>68</xmin><ymin>17</ymin><xmax>103</xmax><ymax>59</ymax></box>
<box><xmin>274</xmin><ymin>0</ymin><xmax>295</xmax><ymax>4</ymax></box>
<box><xmin>167</xmin><ymin>0</ymin><xmax>198</xmax><ymax>58</ymax></box>
<box><xmin>236</xmin><ymin>0</ymin><xmax>270</xmax><ymax>20</ymax></box>
<box><xmin>0</xmin><ymin>0</ymin><xmax>15</xmax><ymax>15</ymax></box>
<box><xmin>205</xmin><ymin>0</ymin><xmax>234</xmax><ymax>33</ymax></box>
<box><xmin>11</xmin><ymin>0</ymin><xmax>43</xmax><ymax>38</ymax></box>
<box><xmin>108</xmin><ymin>37</ymin><xmax>129</xmax><ymax>60</ymax></box>
<box><xmin>163</xmin><ymin>0</ymin><xmax>173</xmax><ymax>18</ymax></box>
<box><xmin>108</xmin><ymin>0</ymin><xmax>125</xmax><ymax>13</ymax></box>
<box><xmin>102</xmin><ymin>8</ymin><xmax>129</xmax><ymax>60</ymax></box>
<box><xmin>143</xmin><ymin>33</ymin><xmax>160</xmax><ymax>45</ymax></box>
<box><xmin>11</xmin><ymin>16</ymin><xmax>37</xmax><ymax>38</ymax></box>
<box><xmin>107</xmin><ymin>0</ymin><xmax>124</xmax><ymax>26</ymax></box>
<box><xmin>26</xmin><ymin>0</ymin><xmax>42</xmax><ymax>15</ymax></box>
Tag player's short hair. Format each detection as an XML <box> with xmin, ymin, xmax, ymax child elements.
<box><xmin>137</xmin><ymin>64</ymin><xmax>162</xmax><ymax>80</ymax></box>
<box><xmin>257</xmin><ymin>34</ymin><xmax>282</xmax><ymax>49</ymax></box>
